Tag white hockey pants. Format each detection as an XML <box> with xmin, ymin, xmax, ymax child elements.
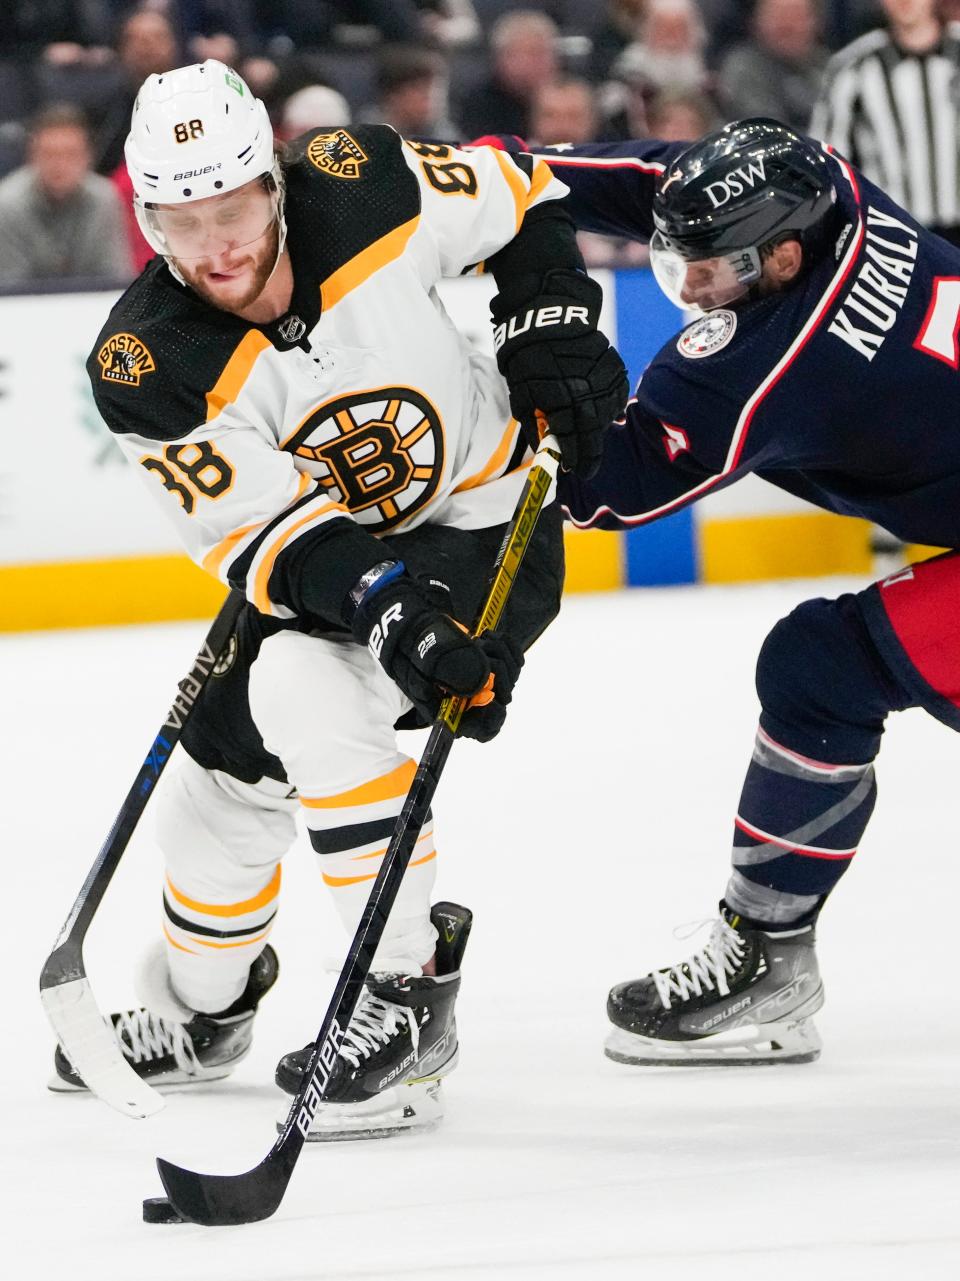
<box><xmin>156</xmin><ymin>631</ymin><xmax>438</xmax><ymax>1015</ymax></box>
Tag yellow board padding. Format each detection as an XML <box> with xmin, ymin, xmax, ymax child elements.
<box><xmin>562</xmin><ymin>526</ymin><xmax>625</xmax><ymax>593</ymax></box>
<box><xmin>904</xmin><ymin>543</ymin><xmax>949</xmax><ymax>565</ymax></box>
<box><xmin>700</xmin><ymin>512</ymin><xmax>873</xmax><ymax>583</ymax></box>
<box><xmin>0</xmin><ymin>554</ymin><xmax>228</xmax><ymax>632</ymax></box>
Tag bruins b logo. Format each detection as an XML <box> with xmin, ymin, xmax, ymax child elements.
<box><xmin>306</xmin><ymin>130</ymin><xmax>368</xmax><ymax>180</ymax></box>
<box><xmin>284</xmin><ymin>387</ymin><xmax>444</xmax><ymax>531</ymax></box>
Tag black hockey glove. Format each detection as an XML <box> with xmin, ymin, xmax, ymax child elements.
<box><xmin>348</xmin><ymin>562</ymin><xmax>524</xmax><ymax>742</ymax></box>
<box><xmin>491</xmin><ymin>268</ymin><xmax>629</xmax><ymax>479</ymax></box>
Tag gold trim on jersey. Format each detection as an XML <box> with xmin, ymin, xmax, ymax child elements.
<box><xmin>205</xmin><ymin>330</ymin><xmax>271</xmax><ymax>422</ymax></box>
<box><xmin>300</xmin><ymin>759</ymin><xmax>418</xmax><ymax>809</ymax></box>
<box><xmin>527</xmin><ymin>158</ymin><xmax>555</xmax><ymax>206</ymax></box>
<box><xmin>252</xmin><ymin>498</ymin><xmax>346</xmax><ymax>613</ymax></box>
<box><xmin>319</xmin><ymin>215</ymin><xmax>420</xmax><ymax>312</ymax></box>
<box><xmin>453</xmin><ymin>417</ymin><xmax>520</xmax><ymax>493</ymax></box>
<box><xmin>491</xmin><ymin>147</ymin><xmax>527</xmax><ymax>234</ymax></box>
<box><xmin>201</xmin><ymin>471</ymin><xmax>314</xmax><ymax>578</ymax></box>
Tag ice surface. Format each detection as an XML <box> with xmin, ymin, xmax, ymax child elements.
<box><xmin>4</xmin><ymin>580</ymin><xmax>958</xmax><ymax>1279</ymax></box>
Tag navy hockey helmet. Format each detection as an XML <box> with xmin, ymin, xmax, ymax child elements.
<box><xmin>651</xmin><ymin>118</ymin><xmax>837</xmax><ymax>311</ymax></box>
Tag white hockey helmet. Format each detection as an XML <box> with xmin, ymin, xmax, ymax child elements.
<box><xmin>125</xmin><ymin>59</ymin><xmax>286</xmax><ymax>261</ymax></box>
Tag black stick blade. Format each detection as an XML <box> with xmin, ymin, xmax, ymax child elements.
<box><xmin>157</xmin><ymin>1149</ymin><xmax>294</xmax><ymax>1226</ymax></box>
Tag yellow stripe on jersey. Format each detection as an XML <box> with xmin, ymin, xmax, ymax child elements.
<box><xmin>491</xmin><ymin>147</ymin><xmax>528</xmax><ymax>234</ymax></box>
<box><xmin>301</xmin><ymin>759</ymin><xmax>418</xmax><ymax>809</ymax></box>
<box><xmin>320</xmin><ymin>215</ymin><xmax>420</xmax><ymax>312</ymax></box>
<box><xmin>526</xmin><ymin>158</ymin><xmax>556</xmax><ymax>207</ymax></box>
<box><xmin>205</xmin><ymin>330</ymin><xmax>272</xmax><ymax>422</ymax></box>
<box><xmin>165</xmin><ymin>866</ymin><xmax>282</xmax><ymax>918</ymax></box>
<box><xmin>453</xmin><ymin>418</ymin><xmax>520</xmax><ymax>493</ymax></box>
<box><xmin>201</xmin><ymin>471</ymin><xmax>314</xmax><ymax>578</ymax></box>
<box><xmin>252</xmin><ymin>498</ymin><xmax>346</xmax><ymax>614</ymax></box>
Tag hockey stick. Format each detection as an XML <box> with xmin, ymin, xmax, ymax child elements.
<box><xmin>39</xmin><ymin>589</ymin><xmax>246</xmax><ymax>1119</ymax></box>
<box><xmin>155</xmin><ymin>434</ymin><xmax>562</xmax><ymax>1226</ymax></box>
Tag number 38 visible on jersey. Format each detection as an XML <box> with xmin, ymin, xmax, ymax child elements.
<box><xmin>284</xmin><ymin>387</ymin><xmax>445</xmax><ymax>531</ymax></box>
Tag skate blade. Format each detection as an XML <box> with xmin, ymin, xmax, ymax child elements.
<box><xmin>278</xmin><ymin>1079</ymin><xmax>444</xmax><ymax>1143</ymax></box>
<box><xmin>47</xmin><ymin>1060</ymin><xmax>242</xmax><ymax>1095</ymax></box>
<box><xmin>604</xmin><ymin>1017</ymin><xmax>823</xmax><ymax>1067</ymax></box>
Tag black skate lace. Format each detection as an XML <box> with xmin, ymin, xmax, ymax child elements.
<box><xmin>652</xmin><ymin>917</ymin><xmax>746</xmax><ymax>1010</ymax></box>
<box><xmin>112</xmin><ymin>1009</ymin><xmax>200</xmax><ymax>1075</ymax></box>
<box><xmin>339</xmin><ymin>982</ymin><xmax>420</xmax><ymax>1069</ymax></box>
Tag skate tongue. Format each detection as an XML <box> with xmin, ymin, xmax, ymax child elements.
<box><xmin>367</xmin><ymin>974</ymin><xmax>425</xmax><ymax>1008</ymax></box>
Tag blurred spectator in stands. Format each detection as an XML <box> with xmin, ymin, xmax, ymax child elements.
<box><xmin>527</xmin><ymin>77</ymin><xmax>598</xmax><ymax>146</ymax></box>
<box><xmin>717</xmin><ymin>0</ymin><xmax>826</xmax><ymax>130</ymax></box>
<box><xmin>418</xmin><ymin>0</ymin><xmax>481</xmax><ymax>49</ymax></box>
<box><xmin>647</xmin><ymin>86</ymin><xmax>717</xmax><ymax>137</ymax></box>
<box><xmin>812</xmin><ymin>0</ymin><xmax>960</xmax><ymax>245</ymax></box>
<box><xmin>279</xmin><ymin>84</ymin><xmax>352</xmax><ymax>139</ymax></box>
<box><xmin>0</xmin><ymin>103</ymin><xmax>132</xmax><ymax>285</ymax></box>
<box><xmin>90</xmin><ymin>8</ymin><xmax>179</xmax><ymax>175</ymax></box>
<box><xmin>457</xmin><ymin>10</ymin><xmax>559</xmax><ymax>140</ymax></box>
<box><xmin>613</xmin><ymin>0</ymin><xmax>711</xmax><ymax>98</ymax></box>
<box><xmin>250</xmin><ymin>0</ymin><xmax>421</xmax><ymax>50</ymax></box>
<box><xmin>589</xmin><ymin>0</ymin><xmax>648</xmax><ymax>81</ymax></box>
<box><xmin>106</xmin><ymin>2</ymin><xmax>256</xmax><ymax>59</ymax></box>
<box><xmin>598</xmin><ymin>61</ymin><xmax>651</xmax><ymax>139</ymax></box>
<box><xmin>359</xmin><ymin>46</ymin><xmax>460</xmax><ymax>137</ymax></box>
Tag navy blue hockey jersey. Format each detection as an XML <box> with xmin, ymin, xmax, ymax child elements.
<box><xmin>534</xmin><ymin>139</ymin><xmax>960</xmax><ymax>549</ymax></box>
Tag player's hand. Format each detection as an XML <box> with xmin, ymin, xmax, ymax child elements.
<box><xmin>491</xmin><ymin>269</ymin><xmax>629</xmax><ymax>479</ymax></box>
<box><xmin>351</xmin><ymin>575</ymin><xmax>523</xmax><ymax>741</ymax></box>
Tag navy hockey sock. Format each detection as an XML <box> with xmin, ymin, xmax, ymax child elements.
<box><xmin>725</xmin><ymin>726</ymin><xmax>877</xmax><ymax>925</ymax></box>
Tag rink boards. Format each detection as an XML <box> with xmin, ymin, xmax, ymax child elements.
<box><xmin>0</xmin><ymin>270</ymin><xmax>889</xmax><ymax>630</ymax></box>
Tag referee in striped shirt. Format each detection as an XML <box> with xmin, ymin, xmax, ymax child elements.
<box><xmin>811</xmin><ymin>0</ymin><xmax>960</xmax><ymax>246</ymax></box>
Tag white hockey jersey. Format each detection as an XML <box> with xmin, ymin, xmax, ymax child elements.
<box><xmin>89</xmin><ymin>126</ymin><xmax>566</xmax><ymax>619</ymax></box>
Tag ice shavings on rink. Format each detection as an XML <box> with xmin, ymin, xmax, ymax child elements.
<box><xmin>4</xmin><ymin>580</ymin><xmax>958</xmax><ymax>1280</ymax></box>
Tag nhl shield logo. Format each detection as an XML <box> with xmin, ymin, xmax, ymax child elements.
<box><xmin>278</xmin><ymin>314</ymin><xmax>306</xmax><ymax>343</ymax></box>
<box><xmin>677</xmin><ymin>310</ymin><xmax>738</xmax><ymax>360</ymax></box>
<box><xmin>306</xmin><ymin>130</ymin><xmax>368</xmax><ymax>180</ymax></box>
<box><xmin>98</xmin><ymin>332</ymin><xmax>156</xmax><ymax>386</ymax></box>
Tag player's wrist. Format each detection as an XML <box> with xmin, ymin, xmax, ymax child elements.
<box><xmin>344</xmin><ymin>558</ymin><xmax>407</xmax><ymax>624</ymax></box>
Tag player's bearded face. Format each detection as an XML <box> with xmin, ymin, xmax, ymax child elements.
<box><xmin>150</xmin><ymin>180</ymin><xmax>282</xmax><ymax>312</ymax></box>
<box><xmin>176</xmin><ymin>221</ymin><xmax>280</xmax><ymax>312</ymax></box>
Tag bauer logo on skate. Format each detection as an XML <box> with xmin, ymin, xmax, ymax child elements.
<box><xmin>97</xmin><ymin>333</ymin><xmax>156</xmax><ymax>387</ymax></box>
<box><xmin>306</xmin><ymin>129</ymin><xmax>368</xmax><ymax>180</ymax></box>
<box><xmin>283</xmin><ymin>387</ymin><xmax>445</xmax><ymax>531</ymax></box>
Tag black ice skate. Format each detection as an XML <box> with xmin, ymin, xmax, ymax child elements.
<box><xmin>275</xmin><ymin>902</ymin><xmax>471</xmax><ymax>1141</ymax></box>
<box><xmin>605</xmin><ymin>906</ymin><xmax>824</xmax><ymax>1066</ymax></box>
<box><xmin>49</xmin><ymin>945</ymin><xmax>279</xmax><ymax>1093</ymax></box>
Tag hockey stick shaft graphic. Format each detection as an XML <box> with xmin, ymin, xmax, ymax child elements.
<box><xmin>156</xmin><ymin>435</ymin><xmax>561</xmax><ymax>1225</ymax></box>
<box><xmin>39</xmin><ymin>590</ymin><xmax>246</xmax><ymax>1118</ymax></box>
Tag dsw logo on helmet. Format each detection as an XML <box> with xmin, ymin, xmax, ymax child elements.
<box><xmin>703</xmin><ymin>159</ymin><xmax>767</xmax><ymax>210</ymax></box>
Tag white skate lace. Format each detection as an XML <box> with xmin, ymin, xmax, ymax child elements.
<box><xmin>112</xmin><ymin>1009</ymin><xmax>201</xmax><ymax>1075</ymax></box>
<box><xmin>652</xmin><ymin>916</ymin><xmax>746</xmax><ymax>1010</ymax></box>
<box><xmin>339</xmin><ymin>984</ymin><xmax>420</xmax><ymax>1070</ymax></box>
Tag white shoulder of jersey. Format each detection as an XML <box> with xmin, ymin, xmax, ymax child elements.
<box><xmin>400</xmin><ymin>139</ymin><xmax>568</xmax><ymax>278</ymax></box>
